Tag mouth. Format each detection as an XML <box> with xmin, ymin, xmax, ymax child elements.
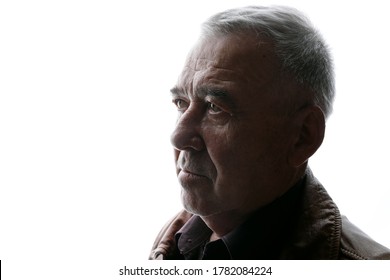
<box><xmin>180</xmin><ymin>169</ymin><xmax>207</xmax><ymax>178</ymax></box>
<box><xmin>178</xmin><ymin>168</ymin><xmax>209</xmax><ymax>187</ymax></box>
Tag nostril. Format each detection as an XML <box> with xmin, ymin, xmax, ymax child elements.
<box><xmin>170</xmin><ymin>123</ymin><xmax>205</xmax><ymax>152</ymax></box>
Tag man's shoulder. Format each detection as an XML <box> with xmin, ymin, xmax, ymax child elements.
<box><xmin>290</xmin><ymin>168</ymin><xmax>390</xmax><ymax>259</ymax></box>
<box><xmin>339</xmin><ymin>216</ymin><xmax>390</xmax><ymax>260</ymax></box>
<box><xmin>149</xmin><ymin>210</ymin><xmax>193</xmax><ymax>260</ymax></box>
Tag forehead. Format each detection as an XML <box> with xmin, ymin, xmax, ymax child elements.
<box><xmin>191</xmin><ymin>34</ymin><xmax>277</xmax><ymax>70</ymax></box>
<box><xmin>175</xmin><ymin>34</ymin><xmax>282</xmax><ymax>100</ymax></box>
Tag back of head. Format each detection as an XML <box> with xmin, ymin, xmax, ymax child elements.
<box><xmin>201</xmin><ymin>6</ymin><xmax>335</xmax><ymax>118</ymax></box>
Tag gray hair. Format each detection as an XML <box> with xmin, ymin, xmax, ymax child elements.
<box><xmin>201</xmin><ymin>6</ymin><xmax>335</xmax><ymax>118</ymax></box>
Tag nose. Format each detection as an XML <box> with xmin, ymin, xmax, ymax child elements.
<box><xmin>170</xmin><ymin>106</ymin><xmax>205</xmax><ymax>152</ymax></box>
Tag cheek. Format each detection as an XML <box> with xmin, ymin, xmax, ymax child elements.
<box><xmin>205</xmin><ymin>130</ymin><xmax>255</xmax><ymax>180</ymax></box>
<box><xmin>212</xmin><ymin>124</ymin><xmax>287</xmax><ymax>174</ymax></box>
<box><xmin>203</xmin><ymin>126</ymin><xmax>232</xmax><ymax>159</ymax></box>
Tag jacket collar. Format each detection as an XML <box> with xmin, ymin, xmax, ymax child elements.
<box><xmin>279</xmin><ymin>168</ymin><xmax>342</xmax><ymax>259</ymax></box>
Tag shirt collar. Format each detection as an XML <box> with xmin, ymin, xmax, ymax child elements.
<box><xmin>176</xmin><ymin>215</ymin><xmax>212</xmax><ymax>258</ymax></box>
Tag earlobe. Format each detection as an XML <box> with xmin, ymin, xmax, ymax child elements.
<box><xmin>288</xmin><ymin>105</ymin><xmax>325</xmax><ymax>167</ymax></box>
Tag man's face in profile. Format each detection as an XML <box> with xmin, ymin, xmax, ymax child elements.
<box><xmin>170</xmin><ymin>34</ymin><xmax>297</xmax><ymax>218</ymax></box>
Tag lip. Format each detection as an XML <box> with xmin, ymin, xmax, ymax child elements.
<box><xmin>177</xmin><ymin>167</ymin><xmax>211</xmax><ymax>188</ymax></box>
<box><xmin>180</xmin><ymin>169</ymin><xmax>206</xmax><ymax>178</ymax></box>
<box><xmin>178</xmin><ymin>168</ymin><xmax>210</xmax><ymax>185</ymax></box>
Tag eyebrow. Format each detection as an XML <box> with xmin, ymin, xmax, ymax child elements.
<box><xmin>197</xmin><ymin>86</ymin><xmax>230</xmax><ymax>99</ymax></box>
<box><xmin>170</xmin><ymin>86</ymin><xmax>235</xmax><ymax>107</ymax></box>
<box><xmin>170</xmin><ymin>86</ymin><xmax>185</xmax><ymax>97</ymax></box>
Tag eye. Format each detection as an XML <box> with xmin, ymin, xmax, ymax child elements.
<box><xmin>207</xmin><ymin>102</ymin><xmax>223</xmax><ymax>113</ymax></box>
<box><xmin>173</xmin><ymin>99</ymin><xmax>189</xmax><ymax>110</ymax></box>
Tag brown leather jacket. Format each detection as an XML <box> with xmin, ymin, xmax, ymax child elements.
<box><xmin>149</xmin><ymin>169</ymin><xmax>390</xmax><ymax>260</ymax></box>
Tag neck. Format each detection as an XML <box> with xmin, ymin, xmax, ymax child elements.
<box><xmin>202</xmin><ymin>166</ymin><xmax>307</xmax><ymax>239</ymax></box>
<box><xmin>201</xmin><ymin>209</ymin><xmax>252</xmax><ymax>239</ymax></box>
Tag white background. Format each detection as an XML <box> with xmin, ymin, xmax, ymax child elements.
<box><xmin>1</xmin><ymin>0</ymin><xmax>389</xmax><ymax>279</ymax></box>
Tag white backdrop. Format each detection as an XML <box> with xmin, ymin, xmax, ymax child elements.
<box><xmin>1</xmin><ymin>0</ymin><xmax>389</xmax><ymax>278</ymax></box>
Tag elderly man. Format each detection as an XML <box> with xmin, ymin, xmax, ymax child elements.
<box><xmin>149</xmin><ymin>6</ymin><xmax>390</xmax><ymax>259</ymax></box>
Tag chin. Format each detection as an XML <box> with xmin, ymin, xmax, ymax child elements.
<box><xmin>181</xmin><ymin>194</ymin><xmax>215</xmax><ymax>216</ymax></box>
<box><xmin>182</xmin><ymin>198</ymin><xmax>225</xmax><ymax>217</ymax></box>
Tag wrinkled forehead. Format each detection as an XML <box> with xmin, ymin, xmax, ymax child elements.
<box><xmin>187</xmin><ymin>33</ymin><xmax>277</xmax><ymax>68</ymax></box>
<box><xmin>178</xmin><ymin>34</ymin><xmax>283</xmax><ymax>94</ymax></box>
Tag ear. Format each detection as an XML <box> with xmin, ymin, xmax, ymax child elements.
<box><xmin>288</xmin><ymin>105</ymin><xmax>325</xmax><ymax>167</ymax></box>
